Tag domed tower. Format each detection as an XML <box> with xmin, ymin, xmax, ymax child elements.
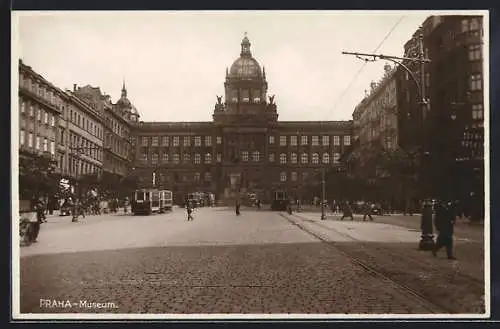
<box><xmin>213</xmin><ymin>33</ymin><xmax>278</xmax><ymax>124</ymax></box>
<box><xmin>116</xmin><ymin>80</ymin><xmax>140</xmax><ymax>122</ymax></box>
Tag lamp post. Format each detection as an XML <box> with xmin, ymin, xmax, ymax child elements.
<box><xmin>321</xmin><ymin>167</ymin><xmax>326</xmax><ymax>220</ymax></box>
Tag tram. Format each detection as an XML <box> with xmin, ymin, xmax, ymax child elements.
<box><xmin>161</xmin><ymin>190</ymin><xmax>174</xmax><ymax>212</ymax></box>
<box><xmin>271</xmin><ymin>189</ymin><xmax>290</xmax><ymax>211</ymax></box>
<box><xmin>132</xmin><ymin>189</ymin><xmax>169</xmax><ymax>215</ymax></box>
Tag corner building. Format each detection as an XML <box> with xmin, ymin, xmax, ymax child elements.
<box><xmin>131</xmin><ymin>35</ymin><xmax>353</xmax><ymax>204</ymax></box>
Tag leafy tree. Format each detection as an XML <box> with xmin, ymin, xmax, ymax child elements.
<box><xmin>18</xmin><ymin>151</ymin><xmax>59</xmax><ymax>201</ymax></box>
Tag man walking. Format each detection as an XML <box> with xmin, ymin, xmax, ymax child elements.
<box><xmin>433</xmin><ymin>200</ymin><xmax>457</xmax><ymax>260</ymax></box>
<box><xmin>340</xmin><ymin>201</ymin><xmax>354</xmax><ymax>221</ymax></box>
<box><xmin>186</xmin><ymin>202</ymin><xmax>194</xmax><ymax>221</ymax></box>
<box><xmin>363</xmin><ymin>202</ymin><xmax>374</xmax><ymax>221</ymax></box>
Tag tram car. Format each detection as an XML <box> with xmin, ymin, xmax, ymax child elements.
<box><xmin>132</xmin><ymin>189</ymin><xmax>168</xmax><ymax>215</ymax></box>
<box><xmin>271</xmin><ymin>190</ymin><xmax>290</xmax><ymax>211</ymax></box>
<box><xmin>160</xmin><ymin>190</ymin><xmax>174</xmax><ymax>212</ymax></box>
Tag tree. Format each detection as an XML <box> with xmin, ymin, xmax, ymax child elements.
<box><xmin>19</xmin><ymin>151</ymin><xmax>59</xmax><ymax>201</ymax></box>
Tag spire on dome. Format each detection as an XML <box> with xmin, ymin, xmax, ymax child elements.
<box><xmin>121</xmin><ymin>78</ymin><xmax>127</xmax><ymax>97</ymax></box>
<box><xmin>240</xmin><ymin>32</ymin><xmax>251</xmax><ymax>57</ymax></box>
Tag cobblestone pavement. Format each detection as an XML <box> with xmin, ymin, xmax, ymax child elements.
<box><xmin>17</xmin><ymin>208</ymin><xmax>485</xmax><ymax>316</ymax></box>
<box><xmin>287</xmin><ymin>212</ymin><xmax>486</xmax><ymax>314</ymax></box>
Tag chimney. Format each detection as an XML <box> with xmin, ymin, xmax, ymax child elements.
<box><xmin>73</xmin><ymin>84</ymin><xmax>77</xmax><ymax>92</ymax></box>
<box><xmin>370</xmin><ymin>81</ymin><xmax>377</xmax><ymax>91</ymax></box>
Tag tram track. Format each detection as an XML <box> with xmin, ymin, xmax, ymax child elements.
<box><xmin>279</xmin><ymin>212</ymin><xmax>463</xmax><ymax>314</ymax></box>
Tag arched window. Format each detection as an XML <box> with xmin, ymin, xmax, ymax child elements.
<box><xmin>280</xmin><ymin>172</ymin><xmax>287</xmax><ymax>182</ymax></box>
<box><xmin>312</xmin><ymin>153</ymin><xmax>319</xmax><ymax>164</ymax></box>
<box><xmin>322</xmin><ymin>153</ymin><xmax>330</xmax><ymax>164</ymax></box>
<box><xmin>291</xmin><ymin>153</ymin><xmax>298</xmax><ymax>164</ymax></box>
<box><xmin>173</xmin><ymin>153</ymin><xmax>180</xmax><ymax>164</ymax></box>
<box><xmin>301</xmin><ymin>153</ymin><xmax>308</xmax><ymax>164</ymax></box>
<box><xmin>280</xmin><ymin>153</ymin><xmax>287</xmax><ymax>164</ymax></box>
<box><xmin>291</xmin><ymin>172</ymin><xmax>298</xmax><ymax>181</ymax></box>
<box><xmin>194</xmin><ymin>153</ymin><xmax>201</xmax><ymax>164</ymax></box>
<box><xmin>205</xmin><ymin>153</ymin><xmax>212</xmax><ymax>164</ymax></box>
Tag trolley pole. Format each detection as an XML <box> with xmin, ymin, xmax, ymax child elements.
<box><xmin>321</xmin><ymin>168</ymin><xmax>326</xmax><ymax>220</ymax></box>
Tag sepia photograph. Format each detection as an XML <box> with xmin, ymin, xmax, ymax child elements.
<box><xmin>11</xmin><ymin>10</ymin><xmax>489</xmax><ymax>320</ymax></box>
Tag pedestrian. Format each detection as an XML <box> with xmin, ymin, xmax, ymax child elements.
<box><xmin>32</xmin><ymin>198</ymin><xmax>44</xmax><ymax>242</ymax></box>
<box><xmin>362</xmin><ymin>202</ymin><xmax>374</xmax><ymax>221</ymax></box>
<box><xmin>287</xmin><ymin>200</ymin><xmax>292</xmax><ymax>215</ymax></box>
<box><xmin>433</xmin><ymin>200</ymin><xmax>457</xmax><ymax>260</ymax></box>
<box><xmin>340</xmin><ymin>201</ymin><xmax>354</xmax><ymax>221</ymax></box>
<box><xmin>186</xmin><ymin>202</ymin><xmax>194</xmax><ymax>221</ymax></box>
<box><xmin>235</xmin><ymin>201</ymin><xmax>241</xmax><ymax>216</ymax></box>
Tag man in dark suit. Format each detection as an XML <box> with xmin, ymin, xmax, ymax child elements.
<box><xmin>433</xmin><ymin>200</ymin><xmax>457</xmax><ymax>260</ymax></box>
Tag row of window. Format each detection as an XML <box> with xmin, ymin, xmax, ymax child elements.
<box><xmin>461</xmin><ymin>18</ymin><xmax>481</xmax><ymax>33</ymax></box>
<box><xmin>140</xmin><ymin>136</ymin><xmax>220</xmax><ymax>147</ymax></box>
<box><xmin>271</xmin><ymin>135</ymin><xmax>350</xmax><ymax>146</ymax></box>
<box><xmin>20</xmin><ymin>101</ymin><xmax>57</xmax><ymax>127</ymax></box>
<box><xmin>471</xmin><ymin>104</ymin><xmax>484</xmax><ymax>120</ymax></box>
<box><xmin>69</xmin><ymin>132</ymin><xmax>103</xmax><ymax>162</ymax></box>
<box><xmin>279</xmin><ymin>171</ymin><xmax>313</xmax><ymax>182</ymax></box>
<box><xmin>69</xmin><ymin>106</ymin><xmax>103</xmax><ymax>140</ymax></box>
<box><xmin>139</xmin><ymin>135</ymin><xmax>352</xmax><ymax>147</ymax></box>
<box><xmin>470</xmin><ymin>74</ymin><xmax>482</xmax><ymax>91</ymax></box>
<box><xmin>105</xmin><ymin>116</ymin><xmax>128</xmax><ymax>139</ymax></box>
<box><xmin>139</xmin><ymin>151</ymin><xmax>342</xmax><ymax>164</ymax></box>
<box><xmin>68</xmin><ymin>156</ymin><xmax>100</xmax><ymax>177</ymax></box>
<box><xmin>20</xmin><ymin>130</ymin><xmax>56</xmax><ymax>155</ymax></box>
<box><xmin>20</xmin><ymin>73</ymin><xmax>64</xmax><ymax>110</ymax></box>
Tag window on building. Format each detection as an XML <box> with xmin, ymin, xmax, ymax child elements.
<box><xmin>20</xmin><ymin>101</ymin><xmax>25</xmax><ymax>113</ymax></box>
<box><xmin>470</xmin><ymin>18</ymin><xmax>479</xmax><ymax>31</ymax></box>
<box><xmin>30</xmin><ymin>104</ymin><xmax>34</xmax><ymax>117</ymax></box>
<box><xmin>205</xmin><ymin>136</ymin><xmax>212</xmax><ymax>146</ymax></box>
<box><xmin>152</xmin><ymin>136</ymin><xmax>159</xmax><ymax>146</ymax></box>
<box><xmin>183</xmin><ymin>136</ymin><xmax>190</xmax><ymax>147</ymax></box>
<box><xmin>312</xmin><ymin>153</ymin><xmax>319</xmax><ymax>164</ymax></box>
<box><xmin>322</xmin><ymin>153</ymin><xmax>330</xmax><ymax>164</ymax></box>
<box><xmin>205</xmin><ymin>153</ymin><xmax>212</xmax><ymax>164</ymax></box>
<box><xmin>195</xmin><ymin>136</ymin><xmax>201</xmax><ymax>146</ymax></box>
<box><xmin>241</xmin><ymin>89</ymin><xmax>250</xmax><ymax>102</ymax></box>
<box><xmin>280</xmin><ymin>135</ymin><xmax>287</xmax><ymax>146</ymax></box>
<box><xmin>269</xmin><ymin>153</ymin><xmax>275</xmax><ymax>162</ymax></box>
<box><xmin>322</xmin><ymin>136</ymin><xmax>329</xmax><ymax>146</ymax></box>
<box><xmin>291</xmin><ymin>153</ymin><xmax>298</xmax><ymax>164</ymax></box>
<box><xmin>173</xmin><ymin>153</ymin><xmax>180</xmax><ymax>164</ymax></box>
<box><xmin>344</xmin><ymin>135</ymin><xmax>351</xmax><ymax>146</ymax></box>
<box><xmin>472</xmin><ymin>104</ymin><xmax>483</xmax><ymax>120</ymax></box>
<box><xmin>290</xmin><ymin>136</ymin><xmax>297</xmax><ymax>146</ymax></box>
<box><xmin>214</xmin><ymin>153</ymin><xmax>221</xmax><ymax>162</ymax></box>
<box><xmin>461</xmin><ymin>19</ymin><xmax>469</xmax><ymax>32</ymax></box>
<box><xmin>28</xmin><ymin>133</ymin><xmax>33</xmax><ymax>148</ymax></box>
<box><xmin>194</xmin><ymin>153</ymin><xmax>201</xmax><ymax>164</ymax></box>
<box><xmin>268</xmin><ymin>135</ymin><xmax>275</xmax><ymax>144</ymax></box>
<box><xmin>50</xmin><ymin>140</ymin><xmax>55</xmax><ymax>155</ymax></box>
<box><xmin>42</xmin><ymin>137</ymin><xmax>48</xmax><ymax>152</ymax></box>
<box><xmin>20</xmin><ymin>130</ymin><xmax>25</xmax><ymax>146</ymax></box>
<box><xmin>162</xmin><ymin>152</ymin><xmax>169</xmax><ymax>162</ymax></box>
<box><xmin>470</xmin><ymin>74</ymin><xmax>482</xmax><ymax>91</ymax></box>
<box><xmin>312</xmin><ymin>136</ymin><xmax>319</xmax><ymax>146</ymax></box>
<box><xmin>252</xmin><ymin>151</ymin><xmax>260</xmax><ymax>162</ymax></box>
<box><xmin>302</xmin><ymin>172</ymin><xmax>308</xmax><ymax>182</ymax></box>
<box><xmin>216</xmin><ymin>136</ymin><xmax>222</xmax><ymax>144</ymax></box>
<box><xmin>280</xmin><ymin>153</ymin><xmax>287</xmax><ymax>164</ymax></box>
<box><xmin>59</xmin><ymin>154</ymin><xmax>64</xmax><ymax>170</ymax></box>
<box><xmin>333</xmin><ymin>152</ymin><xmax>340</xmax><ymax>163</ymax></box>
<box><xmin>333</xmin><ymin>136</ymin><xmax>340</xmax><ymax>146</ymax></box>
<box><xmin>291</xmin><ymin>172</ymin><xmax>298</xmax><ymax>182</ymax></box>
<box><xmin>301</xmin><ymin>135</ymin><xmax>308</xmax><ymax>145</ymax></box>
<box><xmin>173</xmin><ymin>136</ymin><xmax>180</xmax><ymax>146</ymax></box>
<box><xmin>242</xmin><ymin>151</ymin><xmax>249</xmax><ymax>162</ymax></box>
<box><xmin>141</xmin><ymin>136</ymin><xmax>148</xmax><ymax>146</ymax></box>
<box><xmin>194</xmin><ymin>172</ymin><xmax>200</xmax><ymax>181</ymax></box>
<box><xmin>162</xmin><ymin>136</ymin><xmax>169</xmax><ymax>146</ymax></box>
<box><xmin>35</xmin><ymin>136</ymin><xmax>40</xmax><ymax>150</ymax></box>
<box><xmin>37</xmin><ymin>109</ymin><xmax>41</xmax><ymax>121</ymax></box>
<box><xmin>280</xmin><ymin>172</ymin><xmax>287</xmax><ymax>182</ymax></box>
<box><xmin>205</xmin><ymin>172</ymin><xmax>212</xmax><ymax>182</ymax></box>
<box><xmin>468</xmin><ymin>44</ymin><xmax>482</xmax><ymax>61</ymax></box>
<box><xmin>183</xmin><ymin>153</ymin><xmax>190</xmax><ymax>163</ymax></box>
<box><xmin>301</xmin><ymin>153</ymin><xmax>308</xmax><ymax>164</ymax></box>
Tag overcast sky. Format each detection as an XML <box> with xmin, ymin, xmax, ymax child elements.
<box><xmin>14</xmin><ymin>11</ymin><xmax>452</xmax><ymax>122</ymax></box>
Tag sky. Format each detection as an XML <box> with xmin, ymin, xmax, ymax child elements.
<box><xmin>14</xmin><ymin>11</ymin><xmax>447</xmax><ymax>122</ymax></box>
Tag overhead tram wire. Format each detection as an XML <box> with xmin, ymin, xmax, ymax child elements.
<box><xmin>325</xmin><ymin>16</ymin><xmax>405</xmax><ymax>121</ymax></box>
